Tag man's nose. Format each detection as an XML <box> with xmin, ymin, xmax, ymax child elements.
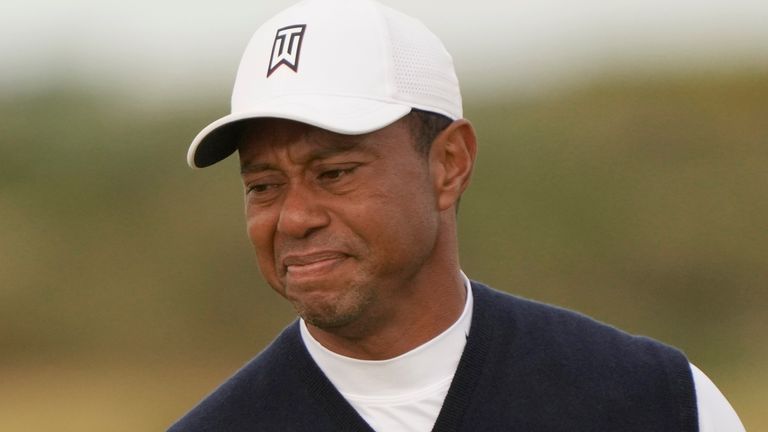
<box><xmin>276</xmin><ymin>183</ymin><xmax>330</xmax><ymax>238</ymax></box>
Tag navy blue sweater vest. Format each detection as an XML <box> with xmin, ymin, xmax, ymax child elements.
<box><xmin>169</xmin><ymin>282</ymin><xmax>698</xmax><ymax>431</ymax></box>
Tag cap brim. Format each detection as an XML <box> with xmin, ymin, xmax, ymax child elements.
<box><xmin>187</xmin><ymin>95</ymin><xmax>412</xmax><ymax>168</ymax></box>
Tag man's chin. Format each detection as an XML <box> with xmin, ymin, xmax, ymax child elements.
<box><xmin>295</xmin><ymin>302</ymin><xmax>359</xmax><ymax>329</ymax></box>
<box><xmin>301</xmin><ymin>312</ymin><xmax>357</xmax><ymax>330</ymax></box>
<box><xmin>291</xmin><ymin>288</ymin><xmax>374</xmax><ymax>331</ymax></box>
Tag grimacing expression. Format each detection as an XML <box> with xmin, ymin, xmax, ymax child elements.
<box><xmin>238</xmin><ymin>117</ymin><xmax>443</xmax><ymax>330</ymax></box>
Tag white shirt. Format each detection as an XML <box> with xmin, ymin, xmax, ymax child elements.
<box><xmin>300</xmin><ymin>274</ymin><xmax>744</xmax><ymax>432</ymax></box>
<box><xmin>300</xmin><ymin>275</ymin><xmax>474</xmax><ymax>432</ymax></box>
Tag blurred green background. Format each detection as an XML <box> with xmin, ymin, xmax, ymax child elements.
<box><xmin>3</xmin><ymin>1</ymin><xmax>768</xmax><ymax>429</ymax></box>
<box><xmin>1</xmin><ymin>70</ymin><xmax>765</xmax><ymax>430</ymax></box>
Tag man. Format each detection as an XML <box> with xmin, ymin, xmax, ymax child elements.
<box><xmin>170</xmin><ymin>0</ymin><xmax>744</xmax><ymax>430</ymax></box>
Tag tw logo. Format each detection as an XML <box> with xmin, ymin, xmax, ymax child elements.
<box><xmin>267</xmin><ymin>24</ymin><xmax>307</xmax><ymax>77</ymax></box>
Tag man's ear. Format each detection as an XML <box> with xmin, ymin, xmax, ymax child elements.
<box><xmin>429</xmin><ymin>119</ymin><xmax>478</xmax><ymax>211</ymax></box>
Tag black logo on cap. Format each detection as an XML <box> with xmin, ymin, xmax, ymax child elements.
<box><xmin>267</xmin><ymin>24</ymin><xmax>307</xmax><ymax>77</ymax></box>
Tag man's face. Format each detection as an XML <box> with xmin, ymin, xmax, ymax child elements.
<box><xmin>239</xmin><ymin>117</ymin><xmax>442</xmax><ymax>331</ymax></box>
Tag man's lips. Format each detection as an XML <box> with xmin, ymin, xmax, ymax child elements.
<box><xmin>281</xmin><ymin>251</ymin><xmax>349</xmax><ymax>276</ymax></box>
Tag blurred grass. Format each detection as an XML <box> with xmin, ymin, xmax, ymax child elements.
<box><xmin>1</xmin><ymin>70</ymin><xmax>766</xmax><ymax>430</ymax></box>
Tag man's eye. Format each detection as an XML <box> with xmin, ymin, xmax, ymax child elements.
<box><xmin>247</xmin><ymin>183</ymin><xmax>278</xmax><ymax>194</ymax></box>
<box><xmin>318</xmin><ymin>167</ymin><xmax>356</xmax><ymax>181</ymax></box>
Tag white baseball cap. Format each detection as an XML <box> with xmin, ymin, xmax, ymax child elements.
<box><xmin>187</xmin><ymin>0</ymin><xmax>463</xmax><ymax>168</ymax></box>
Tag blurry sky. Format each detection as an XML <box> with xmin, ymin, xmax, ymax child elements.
<box><xmin>3</xmin><ymin>0</ymin><xmax>768</xmax><ymax>99</ymax></box>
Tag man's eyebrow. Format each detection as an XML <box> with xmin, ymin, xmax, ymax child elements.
<box><xmin>240</xmin><ymin>162</ymin><xmax>276</xmax><ymax>175</ymax></box>
<box><xmin>240</xmin><ymin>137</ymin><xmax>374</xmax><ymax>174</ymax></box>
<box><xmin>309</xmin><ymin>138</ymin><xmax>368</xmax><ymax>159</ymax></box>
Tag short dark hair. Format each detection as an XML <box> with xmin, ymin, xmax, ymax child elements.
<box><xmin>407</xmin><ymin>109</ymin><xmax>454</xmax><ymax>157</ymax></box>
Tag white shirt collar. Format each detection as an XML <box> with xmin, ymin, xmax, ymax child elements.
<box><xmin>299</xmin><ymin>271</ymin><xmax>473</xmax><ymax>398</ymax></box>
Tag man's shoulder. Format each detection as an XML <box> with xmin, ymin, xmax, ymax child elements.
<box><xmin>470</xmin><ymin>283</ymin><xmax>693</xmax><ymax>396</ymax></box>
<box><xmin>463</xmin><ymin>281</ymin><xmax>698</xmax><ymax>431</ymax></box>
<box><xmin>471</xmin><ymin>280</ymin><xmax>684</xmax><ymax>358</ymax></box>
<box><xmin>167</xmin><ymin>321</ymin><xmax>308</xmax><ymax>431</ymax></box>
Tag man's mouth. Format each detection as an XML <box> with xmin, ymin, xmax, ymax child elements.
<box><xmin>281</xmin><ymin>251</ymin><xmax>349</xmax><ymax>279</ymax></box>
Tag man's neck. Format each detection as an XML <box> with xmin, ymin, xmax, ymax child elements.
<box><xmin>305</xmin><ymin>269</ymin><xmax>467</xmax><ymax>360</ymax></box>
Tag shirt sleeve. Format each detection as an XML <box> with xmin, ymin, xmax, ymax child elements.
<box><xmin>690</xmin><ymin>363</ymin><xmax>745</xmax><ymax>432</ymax></box>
